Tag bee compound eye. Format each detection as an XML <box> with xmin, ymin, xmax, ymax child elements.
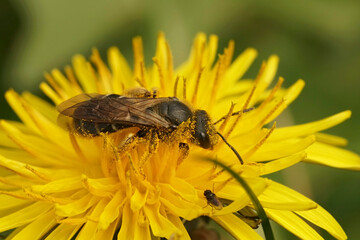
<box><xmin>196</xmin><ymin>131</ymin><xmax>211</xmax><ymax>149</ymax></box>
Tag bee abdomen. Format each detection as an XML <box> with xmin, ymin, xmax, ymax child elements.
<box><xmin>74</xmin><ymin>119</ymin><xmax>130</xmax><ymax>136</ymax></box>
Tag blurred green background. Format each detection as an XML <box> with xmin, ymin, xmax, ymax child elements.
<box><xmin>0</xmin><ymin>0</ymin><xmax>359</xmax><ymax>239</ymax></box>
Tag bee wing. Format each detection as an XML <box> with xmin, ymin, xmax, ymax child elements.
<box><xmin>56</xmin><ymin>93</ymin><xmax>102</xmax><ymax>116</ymax></box>
<box><xmin>108</xmin><ymin>97</ymin><xmax>173</xmax><ymax>128</ymax></box>
<box><xmin>57</xmin><ymin>94</ymin><xmax>173</xmax><ymax>128</ymax></box>
<box><xmin>56</xmin><ymin>93</ymin><xmax>103</xmax><ymax>132</ymax></box>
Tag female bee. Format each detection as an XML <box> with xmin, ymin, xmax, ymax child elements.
<box><xmin>57</xmin><ymin>90</ymin><xmax>245</xmax><ymax>163</ymax></box>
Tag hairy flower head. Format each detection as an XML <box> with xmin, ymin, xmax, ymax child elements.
<box><xmin>0</xmin><ymin>33</ymin><xmax>359</xmax><ymax>239</ymax></box>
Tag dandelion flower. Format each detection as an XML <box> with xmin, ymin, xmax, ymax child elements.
<box><xmin>0</xmin><ymin>33</ymin><xmax>359</xmax><ymax>240</ymax></box>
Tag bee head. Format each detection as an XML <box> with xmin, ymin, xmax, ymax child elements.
<box><xmin>192</xmin><ymin>110</ymin><xmax>245</xmax><ymax>164</ymax></box>
<box><xmin>191</xmin><ymin>110</ymin><xmax>218</xmax><ymax>149</ymax></box>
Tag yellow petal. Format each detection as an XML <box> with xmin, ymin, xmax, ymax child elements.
<box><xmin>44</xmin><ymin>223</ymin><xmax>81</xmax><ymax>240</ymax></box>
<box><xmin>76</xmin><ymin>199</ymin><xmax>109</xmax><ymax>240</ymax></box>
<box><xmin>134</xmin><ymin>215</ymin><xmax>152</xmax><ymax>240</ymax></box>
<box><xmin>271</xmin><ymin>111</ymin><xmax>351</xmax><ymax>141</ymax></box>
<box><xmin>130</xmin><ymin>188</ymin><xmax>148</xmax><ymax>212</ymax></box>
<box><xmin>263</xmin><ymin>79</ymin><xmax>305</xmax><ymax>124</ymax></box>
<box><xmin>22</xmin><ymin>91</ymin><xmax>58</xmax><ymax>123</ymax></box>
<box><xmin>0</xmin><ymin>174</ymin><xmax>39</xmax><ymax>190</ymax></box>
<box><xmin>5</xmin><ymin>90</ymin><xmax>42</xmax><ymax>135</ymax></box>
<box><xmin>90</xmin><ymin>48</ymin><xmax>113</xmax><ymax>94</ymax></box>
<box><xmin>266</xmin><ymin>209</ymin><xmax>323</xmax><ymax>240</ymax></box>
<box><xmin>283</xmin><ymin>79</ymin><xmax>305</xmax><ymax>105</ymax></box>
<box><xmin>259</xmin><ymin>182</ymin><xmax>317</xmax><ymax>210</ymax></box>
<box><xmin>55</xmin><ymin>194</ymin><xmax>98</xmax><ymax>217</ymax></box>
<box><xmin>296</xmin><ymin>205</ymin><xmax>347</xmax><ymax>240</ymax></box>
<box><xmin>153</xmin><ymin>32</ymin><xmax>174</xmax><ymax>94</ymax></box>
<box><xmin>248</xmin><ymin>135</ymin><xmax>315</xmax><ymax>162</ymax></box>
<box><xmin>0</xmin><ymin>154</ymin><xmax>49</xmax><ymax>181</ymax></box>
<box><xmin>0</xmin><ymin>129</ymin><xmax>19</xmax><ymax>148</ymax></box>
<box><xmin>51</xmin><ymin>69</ymin><xmax>75</xmax><ymax>97</ymax></box>
<box><xmin>81</xmin><ymin>175</ymin><xmax>120</xmax><ymax>198</ymax></box>
<box><xmin>260</xmin><ymin>200</ymin><xmax>316</xmax><ymax>211</ymax></box>
<box><xmin>39</xmin><ymin>82</ymin><xmax>63</xmax><ymax>105</ymax></box>
<box><xmin>98</xmin><ymin>191</ymin><xmax>124</xmax><ymax>230</ymax></box>
<box><xmin>225</xmin><ymin>48</ymin><xmax>258</xmax><ymax>85</ymax></box>
<box><xmin>175</xmin><ymin>33</ymin><xmax>207</xmax><ymax>76</ymax></box>
<box><xmin>259</xmin><ymin>152</ymin><xmax>307</xmax><ymax>175</ymax></box>
<box><xmin>93</xmin><ymin>217</ymin><xmax>120</xmax><ymax>240</ymax></box>
<box><xmin>250</xmin><ymin>55</ymin><xmax>279</xmax><ymax>106</ymax></box>
<box><xmin>144</xmin><ymin>202</ymin><xmax>179</xmax><ymax>238</ymax></box>
<box><xmin>159</xmin><ymin>187</ymin><xmax>202</xmax><ymax>220</ymax></box>
<box><xmin>56</xmin><ymin>215</ymin><xmax>87</xmax><ymax>225</ymax></box>
<box><xmin>169</xmin><ymin>177</ymin><xmax>199</xmax><ymax>202</ymax></box>
<box><xmin>0</xmin><ymin>194</ymin><xmax>31</xmax><ymax>211</ymax></box>
<box><xmin>108</xmin><ymin>46</ymin><xmax>133</xmax><ymax>92</ymax></box>
<box><xmin>5</xmin><ymin>224</ymin><xmax>24</xmax><ymax>239</ymax></box>
<box><xmin>217</xmin><ymin>178</ymin><xmax>270</xmax><ymax>200</ymax></box>
<box><xmin>0</xmin><ymin>201</ymin><xmax>53</xmax><ymax>232</ymax></box>
<box><xmin>0</xmin><ymin>120</ymin><xmax>76</xmax><ymax>167</ymax></box>
<box><xmin>204</xmin><ymin>34</ymin><xmax>219</xmax><ymax>68</ymax></box>
<box><xmin>230</xmin><ymin>55</ymin><xmax>279</xmax><ymax>111</ymax></box>
<box><xmin>0</xmin><ymin>147</ymin><xmax>41</xmax><ymax>167</ymax></box>
<box><xmin>10</xmin><ymin>210</ymin><xmax>57</xmax><ymax>240</ymax></box>
<box><xmin>72</xmin><ymin>55</ymin><xmax>97</xmax><ymax>93</ymax></box>
<box><xmin>167</xmin><ymin>214</ymin><xmax>191</xmax><ymax>240</ymax></box>
<box><xmin>11</xmin><ymin>94</ymin><xmax>75</xmax><ymax>152</ymax></box>
<box><xmin>306</xmin><ymin>142</ymin><xmax>360</xmax><ymax>170</ymax></box>
<box><xmin>212</xmin><ymin>177</ymin><xmax>269</xmax><ymax>216</ymax></box>
<box><xmin>31</xmin><ymin>176</ymin><xmax>83</xmax><ymax>193</ymax></box>
<box><xmin>314</xmin><ymin>132</ymin><xmax>348</xmax><ymax>146</ymax></box>
<box><xmin>212</xmin><ymin>213</ymin><xmax>263</xmax><ymax>240</ymax></box>
<box><xmin>118</xmin><ymin>203</ymin><xmax>136</xmax><ymax>239</ymax></box>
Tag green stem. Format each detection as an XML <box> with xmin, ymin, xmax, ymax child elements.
<box><xmin>203</xmin><ymin>157</ymin><xmax>274</xmax><ymax>240</ymax></box>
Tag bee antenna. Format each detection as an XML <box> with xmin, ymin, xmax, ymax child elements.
<box><xmin>216</xmin><ymin>132</ymin><xmax>244</xmax><ymax>164</ymax></box>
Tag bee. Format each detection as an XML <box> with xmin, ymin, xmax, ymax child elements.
<box><xmin>57</xmin><ymin>90</ymin><xmax>245</xmax><ymax>163</ymax></box>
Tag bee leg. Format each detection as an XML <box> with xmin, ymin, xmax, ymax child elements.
<box><xmin>177</xmin><ymin>143</ymin><xmax>189</xmax><ymax>166</ymax></box>
<box><xmin>136</xmin><ymin>129</ymin><xmax>148</xmax><ymax>138</ymax></box>
<box><xmin>117</xmin><ymin>133</ymin><xmax>140</xmax><ymax>153</ymax></box>
<box><xmin>117</xmin><ymin>128</ymin><xmax>151</xmax><ymax>153</ymax></box>
<box><xmin>139</xmin><ymin>130</ymin><xmax>159</xmax><ymax>172</ymax></box>
<box><xmin>151</xmin><ymin>88</ymin><xmax>158</xmax><ymax>98</ymax></box>
<box><xmin>123</xmin><ymin>87</ymin><xmax>151</xmax><ymax>98</ymax></box>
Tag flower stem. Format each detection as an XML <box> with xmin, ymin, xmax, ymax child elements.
<box><xmin>203</xmin><ymin>157</ymin><xmax>274</xmax><ymax>240</ymax></box>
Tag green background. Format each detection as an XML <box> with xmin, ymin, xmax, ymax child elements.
<box><xmin>0</xmin><ymin>0</ymin><xmax>359</xmax><ymax>239</ymax></box>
